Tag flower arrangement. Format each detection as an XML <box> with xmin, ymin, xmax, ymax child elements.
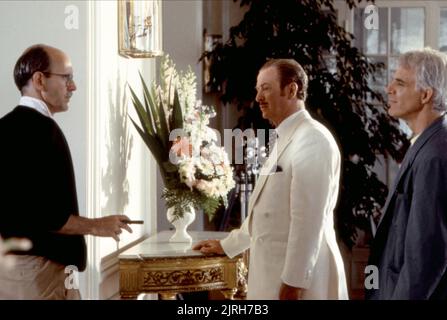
<box><xmin>128</xmin><ymin>56</ymin><xmax>235</xmax><ymax>220</ymax></box>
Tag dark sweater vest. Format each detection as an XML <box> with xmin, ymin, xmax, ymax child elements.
<box><xmin>0</xmin><ymin>106</ymin><xmax>86</xmax><ymax>271</ymax></box>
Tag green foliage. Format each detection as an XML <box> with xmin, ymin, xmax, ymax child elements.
<box><xmin>162</xmin><ymin>179</ymin><xmax>223</xmax><ymax>221</ymax></box>
<box><xmin>128</xmin><ymin>66</ymin><xmax>184</xmax><ymax>186</ymax></box>
<box><xmin>202</xmin><ymin>0</ymin><xmax>410</xmax><ymax>247</ymax></box>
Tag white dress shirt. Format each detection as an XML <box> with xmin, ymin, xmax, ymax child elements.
<box><xmin>275</xmin><ymin>108</ymin><xmax>304</xmax><ymax>139</ymax></box>
<box><xmin>19</xmin><ymin>96</ymin><xmax>53</xmax><ymax>119</ymax></box>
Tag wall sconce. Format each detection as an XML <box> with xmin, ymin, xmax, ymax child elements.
<box><xmin>118</xmin><ymin>0</ymin><xmax>163</xmax><ymax>58</ymax></box>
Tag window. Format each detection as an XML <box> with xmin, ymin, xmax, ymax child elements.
<box><xmin>440</xmin><ymin>8</ymin><xmax>447</xmax><ymax>52</ymax></box>
<box><xmin>346</xmin><ymin>1</ymin><xmax>447</xmax><ymax>81</ymax></box>
<box><xmin>354</xmin><ymin>7</ymin><xmax>425</xmax><ymax>94</ymax></box>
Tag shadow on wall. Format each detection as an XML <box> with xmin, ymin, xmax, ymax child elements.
<box><xmin>101</xmin><ymin>72</ymin><xmax>133</xmax><ymax>214</ymax></box>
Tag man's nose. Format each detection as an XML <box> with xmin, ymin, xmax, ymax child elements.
<box><xmin>69</xmin><ymin>81</ymin><xmax>77</xmax><ymax>91</ymax></box>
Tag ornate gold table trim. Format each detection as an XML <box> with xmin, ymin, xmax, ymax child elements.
<box><xmin>119</xmin><ymin>254</ymin><xmax>247</xmax><ymax>299</ymax></box>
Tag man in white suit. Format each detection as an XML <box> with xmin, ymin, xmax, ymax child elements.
<box><xmin>193</xmin><ymin>59</ymin><xmax>348</xmax><ymax>300</ymax></box>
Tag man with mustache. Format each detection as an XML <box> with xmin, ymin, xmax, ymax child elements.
<box><xmin>0</xmin><ymin>44</ymin><xmax>133</xmax><ymax>299</ymax></box>
<box><xmin>366</xmin><ymin>48</ymin><xmax>447</xmax><ymax>299</ymax></box>
<box><xmin>194</xmin><ymin>59</ymin><xmax>348</xmax><ymax>300</ymax></box>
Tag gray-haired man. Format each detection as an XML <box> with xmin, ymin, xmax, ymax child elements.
<box><xmin>367</xmin><ymin>48</ymin><xmax>447</xmax><ymax>300</ymax></box>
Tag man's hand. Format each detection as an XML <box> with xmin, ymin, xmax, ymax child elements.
<box><xmin>192</xmin><ymin>239</ymin><xmax>225</xmax><ymax>255</ymax></box>
<box><xmin>279</xmin><ymin>282</ymin><xmax>303</xmax><ymax>300</ymax></box>
<box><xmin>58</xmin><ymin>215</ymin><xmax>133</xmax><ymax>241</ymax></box>
<box><xmin>92</xmin><ymin>215</ymin><xmax>133</xmax><ymax>241</ymax></box>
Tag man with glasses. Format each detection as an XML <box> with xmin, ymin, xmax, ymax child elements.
<box><xmin>0</xmin><ymin>44</ymin><xmax>133</xmax><ymax>299</ymax></box>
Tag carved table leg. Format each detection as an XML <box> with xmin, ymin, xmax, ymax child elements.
<box><xmin>221</xmin><ymin>288</ymin><xmax>237</xmax><ymax>300</ymax></box>
<box><xmin>235</xmin><ymin>256</ymin><xmax>248</xmax><ymax>299</ymax></box>
<box><xmin>159</xmin><ymin>292</ymin><xmax>178</xmax><ymax>300</ymax></box>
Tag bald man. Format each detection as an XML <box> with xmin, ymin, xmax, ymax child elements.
<box><xmin>0</xmin><ymin>44</ymin><xmax>132</xmax><ymax>299</ymax></box>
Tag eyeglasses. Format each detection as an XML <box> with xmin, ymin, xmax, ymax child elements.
<box><xmin>42</xmin><ymin>72</ymin><xmax>74</xmax><ymax>85</ymax></box>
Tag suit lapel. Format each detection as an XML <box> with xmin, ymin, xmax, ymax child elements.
<box><xmin>247</xmin><ymin>110</ymin><xmax>310</xmax><ymax>228</ymax></box>
<box><xmin>377</xmin><ymin>115</ymin><xmax>445</xmax><ymax>228</ymax></box>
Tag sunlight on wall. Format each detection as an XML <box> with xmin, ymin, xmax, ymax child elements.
<box><xmin>94</xmin><ymin>1</ymin><xmax>157</xmax><ymax>258</ymax></box>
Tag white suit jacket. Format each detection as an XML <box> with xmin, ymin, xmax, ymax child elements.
<box><xmin>221</xmin><ymin>110</ymin><xmax>348</xmax><ymax>300</ymax></box>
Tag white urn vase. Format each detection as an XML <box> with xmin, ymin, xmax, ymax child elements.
<box><xmin>166</xmin><ymin>205</ymin><xmax>195</xmax><ymax>242</ymax></box>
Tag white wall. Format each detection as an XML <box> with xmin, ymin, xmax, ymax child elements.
<box><xmin>94</xmin><ymin>0</ymin><xmax>157</xmax><ymax>259</ymax></box>
<box><xmin>163</xmin><ymin>0</ymin><xmax>203</xmax><ymax>85</ymax></box>
<box><xmin>92</xmin><ymin>1</ymin><xmax>158</xmax><ymax>299</ymax></box>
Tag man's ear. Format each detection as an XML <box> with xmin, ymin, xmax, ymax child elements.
<box><xmin>288</xmin><ymin>82</ymin><xmax>298</xmax><ymax>99</ymax></box>
<box><xmin>420</xmin><ymin>87</ymin><xmax>434</xmax><ymax>105</ymax></box>
<box><xmin>31</xmin><ymin>71</ymin><xmax>45</xmax><ymax>91</ymax></box>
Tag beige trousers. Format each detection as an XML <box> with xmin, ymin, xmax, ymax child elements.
<box><xmin>0</xmin><ymin>255</ymin><xmax>81</xmax><ymax>300</ymax></box>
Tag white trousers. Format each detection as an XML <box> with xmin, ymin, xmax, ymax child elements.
<box><xmin>0</xmin><ymin>255</ymin><xmax>81</xmax><ymax>300</ymax></box>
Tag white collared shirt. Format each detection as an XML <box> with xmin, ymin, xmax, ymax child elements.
<box><xmin>410</xmin><ymin>134</ymin><xmax>420</xmax><ymax>145</ymax></box>
<box><xmin>19</xmin><ymin>96</ymin><xmax>54</xmax><ymax>119</ymax></box>
<box><xmin>275</xmin><ymin>109</ymin><xmax>305</xmax><ymax>139</ymax></box>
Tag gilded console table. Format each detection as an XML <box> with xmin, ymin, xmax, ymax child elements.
<box><xmin>119</xmin><ymin>230</ymin><xmax>247</xmax><ymax>300</ymax></box>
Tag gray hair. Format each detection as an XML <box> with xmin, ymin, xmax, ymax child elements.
<box><xmin>398</xmin><ymin>47</ymin><xmax>447</xmax><ymax>112</ymax></box>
